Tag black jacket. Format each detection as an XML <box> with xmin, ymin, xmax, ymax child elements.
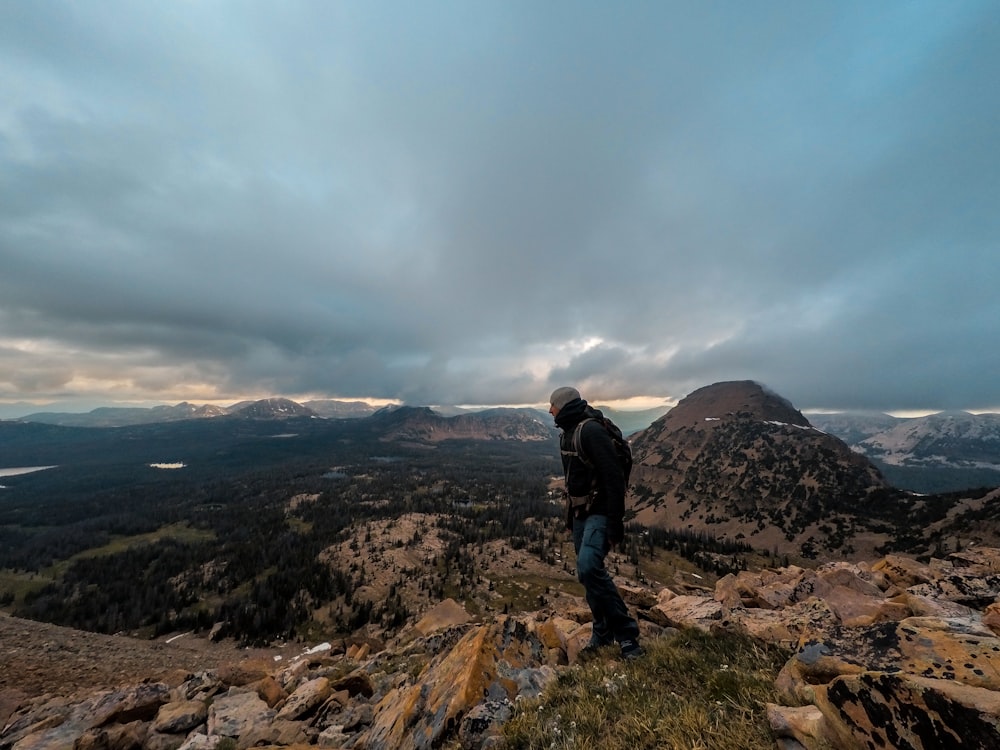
<box><xmin>555</xmin><ymin>398</ymin><xmax>626</xmax><ymax>532</ymax></box>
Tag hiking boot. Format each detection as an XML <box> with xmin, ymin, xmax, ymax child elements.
<box><xmin>620</xmin><ymin>639</ymin><xmax>644</xmax><ymax>661</ymax></box>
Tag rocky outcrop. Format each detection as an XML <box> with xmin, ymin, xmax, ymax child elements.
<box><xmin>643</xmin><ymin>549</ymin><xmax>1000</xmax><ymax>748</ymax></box>
<box><xmin>5</xmin><ymin>549</ymin><xmax>1000</xmax><ymax>749</ymax></box>
<box><xmin>0</xmin><ymin>612</ymin><xmax>582</xmax><ymax>750</ymax></box>
<box><xmin>743</xmin><ymin>550</ymin><xmax>1000</xmax><ymax>749</ymax></box>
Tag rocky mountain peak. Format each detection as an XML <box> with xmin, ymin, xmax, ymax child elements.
<box><xmin>629</xmin><ymin>381</ymin><xmax>889</xmax><ymax>558</ymax></box>
<box><xmin>661</xmin><ymin>380</ymin><xmax>810</xmax><ymax>429</ymax></box>
<box><xmin>231</xmin><ymin>398</ymin><xmax>317</xmax><ymax>420</ymax></box>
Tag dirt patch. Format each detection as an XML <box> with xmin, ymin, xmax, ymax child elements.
<box><xmin>0</xmin><ymin>612</ymin><xmax>288</xmax><ymax>700</ymax></box>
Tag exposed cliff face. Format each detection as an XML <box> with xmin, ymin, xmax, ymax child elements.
<box><xmin>629</xmin><ymin>381</ymin><xmax>890</xmax><ymax>558</ymax></box>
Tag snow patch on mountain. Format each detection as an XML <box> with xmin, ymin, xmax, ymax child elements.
<box><xmin>857</xmin><ymin>411</ymin><xmax>1000</xmax><ymax>468</ymax></box>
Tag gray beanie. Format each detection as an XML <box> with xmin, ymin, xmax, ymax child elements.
<box><xmin>549</xmin><ymin>386</ymin><xmax>581</xmax><ymax>410</ymax></box>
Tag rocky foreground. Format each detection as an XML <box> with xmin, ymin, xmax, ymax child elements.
<box><xmin>4</xmin><ymin>548</ymin><xmax>1000</xmax><ymax>749</ymax></box>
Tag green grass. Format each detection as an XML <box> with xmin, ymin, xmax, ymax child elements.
<box><xmin>0</xmin><ymin>569</ymin><xmax>47</xmax><ymax>604</ymax></box>
<box><xmin>38</xmin><ymin>521</ymin><xmax>216</xmax><ymax>581</ymax></box>
<box><xmin>488</xmin><ymin>573</ymin><xmax>583</xmax><ymax>613</ymax></box>
<box><xmin>71</xmin><ymin>522</ymin><xmax>216</xmax><ymax>560</ymax></box>
<box><xmin>498</xmin><ymin>628</ymin><xmax>789</xmax><ymax>750</ymax></box>
<box><xmin>0</xmin><ymin>522</ymin><xmax>217</xmax><ymax>608</ymax></box>
<box><xmin>285</xmin><ymin>516</ymin><xmax>312</xmax><ymax>534</ymax></box>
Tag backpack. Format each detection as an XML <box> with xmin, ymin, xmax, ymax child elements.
<box><xmin>571</xmin><ymin>411</ymin><xmax>633</xmax><ymax>488</ymax></box>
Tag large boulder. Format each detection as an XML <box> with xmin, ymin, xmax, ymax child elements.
<box><xmin>206</xmin><ymin>690</ymin><xmax>275</xmax><ymax>739</ymax></box>
<box><xmin>356</xmin><ymin>615</ymin><xmax>557</xmax><ymax>749</ymax></box>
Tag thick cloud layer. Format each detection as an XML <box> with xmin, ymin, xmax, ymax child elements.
<box><xmin>1</xmin><ymin>1</ymin><xmax>997</xmax><ymax>415</ymax></box>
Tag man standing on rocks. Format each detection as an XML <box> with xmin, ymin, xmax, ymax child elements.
<box><xmin>549</xmin><ymin>386</ymin><xmax>643</xmax><ymax>660</ymax></box>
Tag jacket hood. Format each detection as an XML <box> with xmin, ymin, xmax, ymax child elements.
<box><xmin>554</xmin><ymin>397</ymin><xmax>588</xmax><ymax>430</ymax></box>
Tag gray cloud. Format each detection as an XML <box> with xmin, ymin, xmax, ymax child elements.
<box><xmin>1</xmin><ymin>1</ymin><xmax>998</xmax><ymax>416</ymax></box>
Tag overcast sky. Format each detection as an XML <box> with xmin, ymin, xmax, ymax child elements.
<box><xmin>1</xmin><ymin>1</ymin><xmax>998</xmax><ymax>417</ymax></box>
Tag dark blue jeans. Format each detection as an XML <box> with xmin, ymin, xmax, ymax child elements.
<box><xmin>572</xmin><ymin>513</ymin><xmax>640</xmax><ymax>645</ymax></box>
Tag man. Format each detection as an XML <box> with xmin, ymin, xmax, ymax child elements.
<box><xmin>549</xmin><ymin>386</ymin><xmax>643</xmax><ymax>660</ymax></box>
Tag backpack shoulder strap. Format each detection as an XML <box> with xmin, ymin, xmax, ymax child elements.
<box><xmin>572</xmin><ymin>418</ymin><xmax>596</xmax><ymax>466</ymax></box>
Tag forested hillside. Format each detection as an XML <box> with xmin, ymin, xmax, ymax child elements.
<box><xmin>0</xmin><ymin>416</ymin><xmax>544</xmax><ymax>641</ymax></box>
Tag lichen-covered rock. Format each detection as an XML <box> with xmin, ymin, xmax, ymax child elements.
<box><xmin>873</xmin><ymin>555</ymin><xmax>934</xmax><ymax>587</ymax></box>
<box><xmin>144</xmin><ymin>730</ymin><xmax>189</xmax><ymax>750</ymax></box>
<box><xmin>984</xmin><ymin>601</ymin><xmax>1000</xmax><ymax>636</ymax></box>
<box><xmin>214</xmin><ymin>662</ymin><xmax>272</xmax><ymax>688</ymax></box>
<box><xmin>176</xmin><ymin>733</ymin><xmax>220</xmax><ymax>750</ymax></box>
<box><xmin>153</xmin><ymin>700</ymin><xmax>209</xmax><ymax>734</ymax></box>
<box><xmin>330</xmin><ymin>669</ymin><xmax>374</xmax><ymax>699</ymax></box>
<box><xmin>356</xmin><ymin>615</ymin><xmax>548</xmax><ymax>749</ymax></box>
<box><xmin>1</xmin><ymin>686</ymin><xmax>168</xmax><ymax>750</ymax></box>
<box><xmin>458</xmin><ymin>698</ymin><xmax>514</xmax><ymax>750</ymax></box>
<box><xmin>237</xmin><ymin>717</ymin><xmax>313</xmax><ymax>747</ymax></box>
<box><xmin>814</xmin><ymin>672</ymin><xmax>1000</xmax><ymax>750</ymax></box>
<box><xmin>908</xmin><ymin>570</ymin><xmax>1000</xmax><ymax>608</ymax></box>
<box><xmin>530</xmin><ymin>615</ymin><xmax>578</xmax><ymax>652</ymax></box>
<box><xmin>206</xmin><ymin>691</ymin><xmax>275</xmax><ymax>739</ymax></box>
<box><xmin>412</xmin><ymin>598</ymin><xmax>472</xmax><ymax>636</ymax></box>
<box><xmin>89</xmin><ymin>682</ymin><xmax>172</xmax><ymax>727</ymax></box>
<box><xmin>896</xmin><ymin>617</ymin><xmax>1000</xmax><ymax>690</ymax></box>
<box><xmin>276</xmin><ymin>676</ymin><xmax>330</xmax><ymax>720</ymax></box>
<box><xmin>177</xmin><ymin>672</ymin><xmax>225</xmax><ymax>701</ymax></box>
<box><xmin>766</xmin><ymin>703</ymin><xmax>832</xmax><ymax>750</ymax></box>
<box><xmin>649</xmin><ymin>593</ymin><xmax>722</xmax><ymax>631</ymax></box>
<box><xmin>821</xmin><ymin>584</ymin><xmax>908</xmax><ymax>627</ymax></box>
<box><xmin>250</xmin><ymin>675</ymin><xmax>286</xmax><ymax>708</ymax></box>
<box><xmin>74</xmin><ymin>719</ymin><xmax>148</xmax><ymax>750</ymax></box>
<box><xmin>772</xmin><ymin>609</ymin><xmax>1000</xmax><ymax>748</ymax></box>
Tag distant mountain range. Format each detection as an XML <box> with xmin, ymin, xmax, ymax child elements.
<box><xmin>810</xmin><ymin>410</ymin><xmax>1000</xmax><ymax>470</ymax></box>
<box><xmin>8</xmin><ymin>398</ymin><xmax>378</xmax><ymax>426</ymax></box>
<box><xmin>8</xmin><ymin>391</ymin><xmax>998</xmax><ymax>496</ymax></box>
<box><xmin>368</xmin><ymin>406</ymin><xmax>553</xmax><ymax>442</ymax></box>
<box><xmin>6</xmin><ymin>396</ymin><xmax>666</xmax><ymax>434</ymax></box>
<box><xmin>809</xmin><ymin>410</ymin><xmax>1000</xmax><ymax>494</ymax></box>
